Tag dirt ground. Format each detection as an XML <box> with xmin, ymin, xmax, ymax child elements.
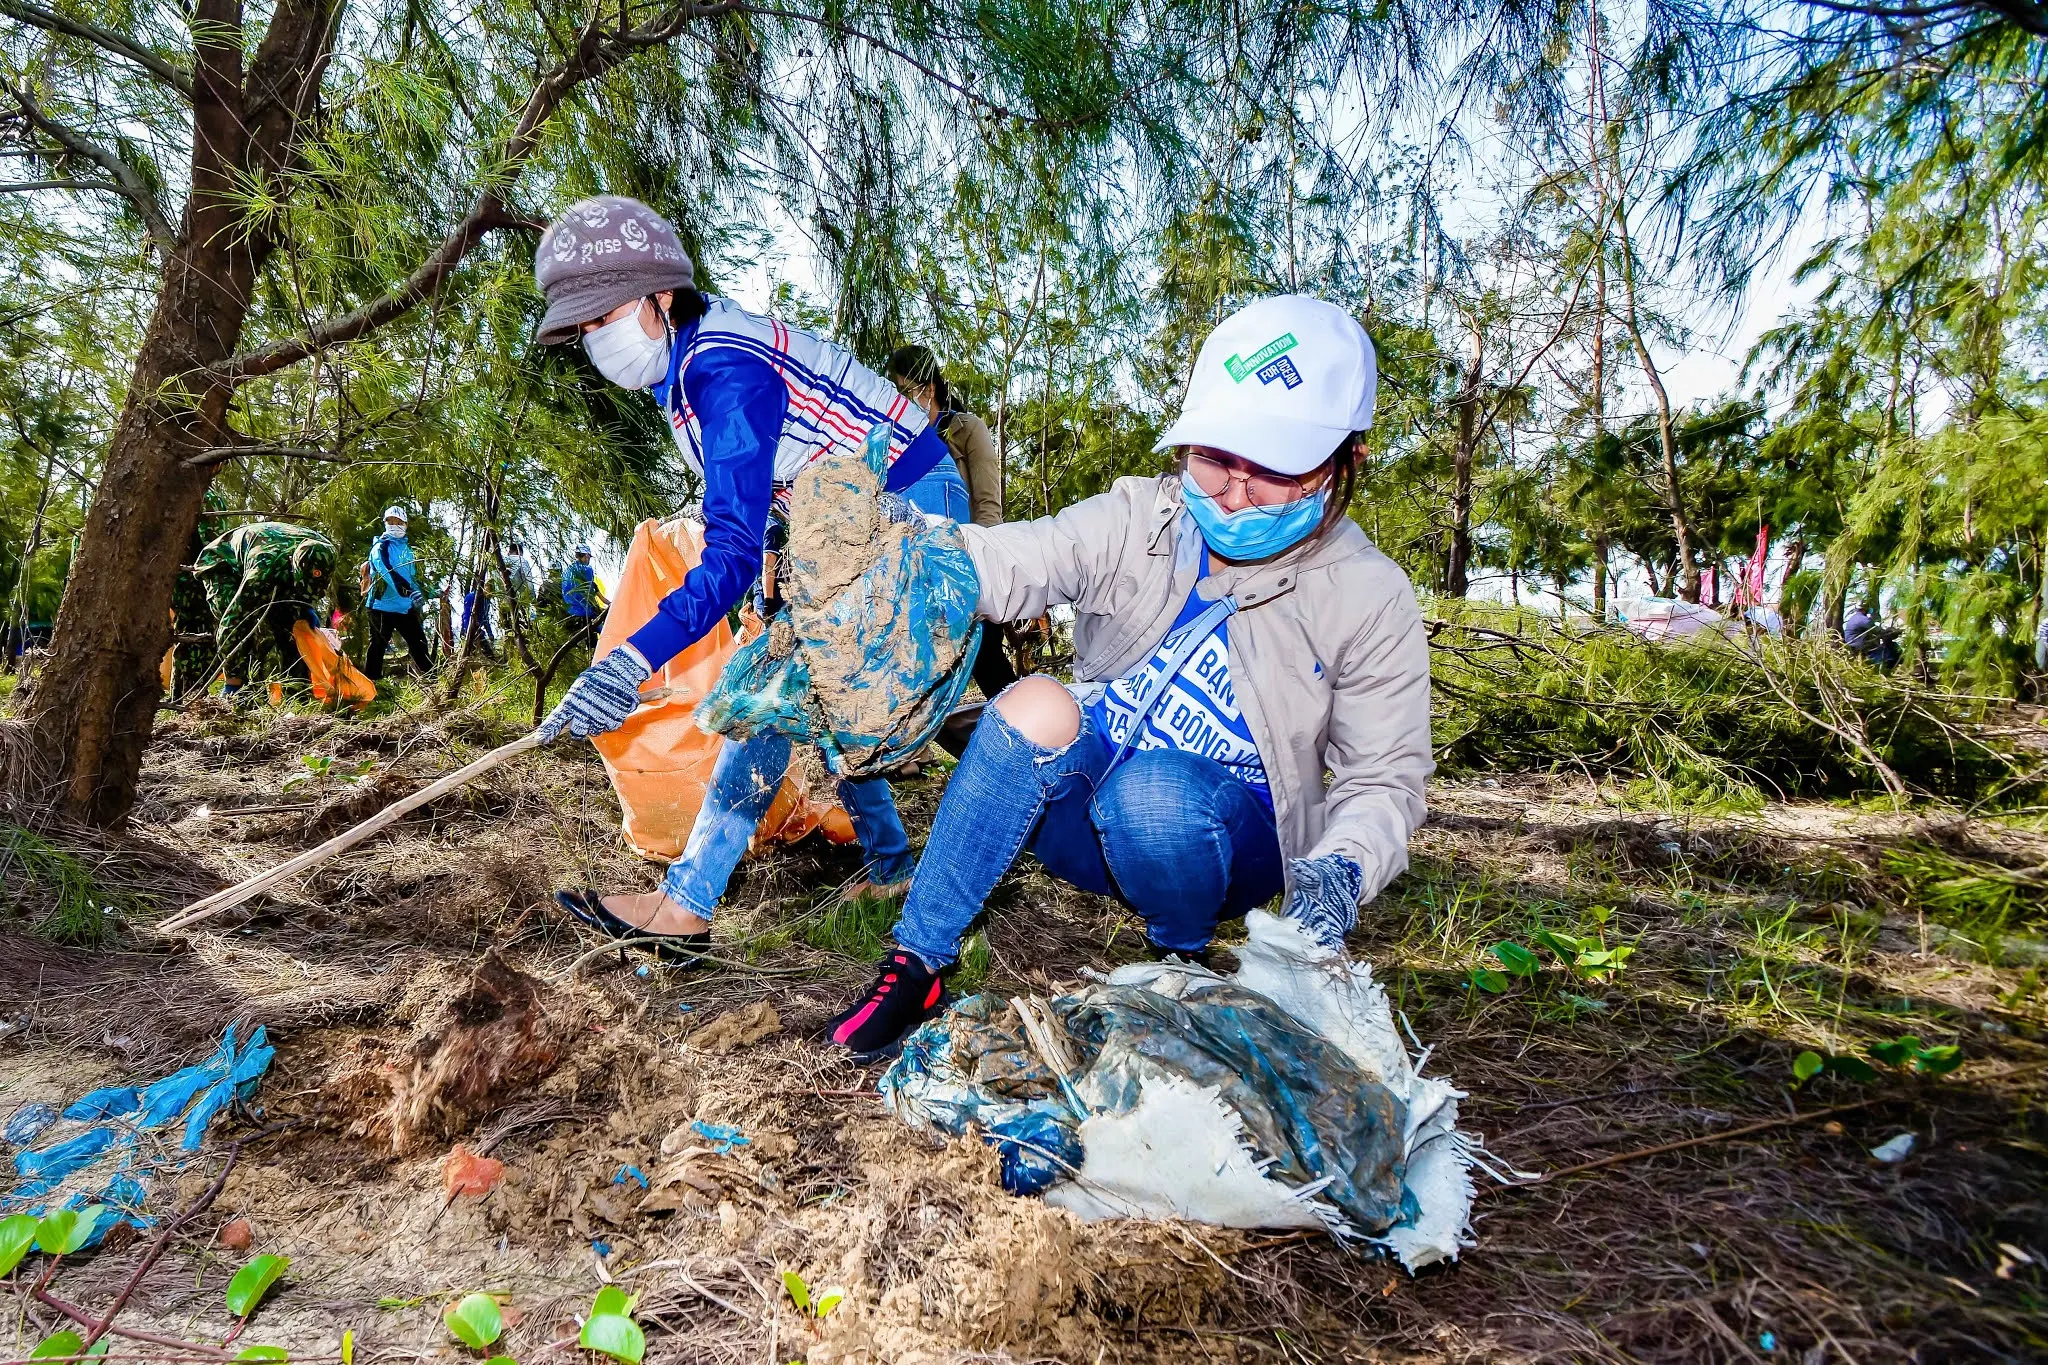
<box><xmin>3</xmin><ymin>697</ymin><xmax>2044</xmax><ymax>1364</ymax></box>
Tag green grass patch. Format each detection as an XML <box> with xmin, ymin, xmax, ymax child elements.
<box><xmin>803</xmin><ymin>891</ymin><xmax>903</xmax><ymax>961</ymax></box>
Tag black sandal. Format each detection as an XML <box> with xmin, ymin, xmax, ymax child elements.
<box><xmin>554</xmin><ymin>889</ymin><xmax>713</xmax><ymax>968</ymax></box>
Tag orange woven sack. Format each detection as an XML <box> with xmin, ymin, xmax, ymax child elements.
<box><xmin>593</xmin><ymin>517</ymin><xmax>853</xmax><ymax>861</ymax></box>
<box><xmin>292</xmin><ymin>620</ymin><xmax>376</xmax><ymax>709</ymax></box>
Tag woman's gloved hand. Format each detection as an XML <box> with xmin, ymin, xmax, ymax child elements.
<box><xmin>1284</xmin><ymin>854</ymin><xmax>1365</xmax><ymax>953</ymax></box>
<box><xmin>536</xmin><ymin>645</ymin><xmax>653</xmax><ymax>743</ymax></box>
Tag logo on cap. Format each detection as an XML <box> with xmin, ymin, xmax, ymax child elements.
<box><xmin>1224</xmin><ymin>332</ymin><xmax>1299</xmax><ymax>384</ymax></box>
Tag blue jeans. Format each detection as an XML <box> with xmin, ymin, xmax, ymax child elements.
<box><xmin>892</xmin><ymin>696</ymin><xmax>1284</xmax><ymax>968</ymax></box>
<box><xmin>656</xmin><ymin>455</ymin><xmax>966</xmax><ymax>916</ymax></box>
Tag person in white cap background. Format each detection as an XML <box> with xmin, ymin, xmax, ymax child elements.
<box><xmin>359</xmin><ymin>506</ymin><xmax>435</xmax><ymax>681</ymax></box>
<box><xmin>820</xmin><ymin>294</ymin><xmax>1433</xmax><ymax>1057</ymax></box>
<box><xmin>528</xmin><ymin>195</ymin><xmax>974</xmax><ymax>966</ymax></box>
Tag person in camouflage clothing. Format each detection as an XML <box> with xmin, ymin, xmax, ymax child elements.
<box><xmin>168</xmin><ymin>502</ymin><xmax>230</xmax><ymax>698</ymax></box>
<box><xmin>193</xmin><ymin>522</ymin><xmax>337</xmax><ymax>692</ymax></box>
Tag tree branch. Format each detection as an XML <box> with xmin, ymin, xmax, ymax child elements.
<box><xmin>1796</xmin><ymin>0</ymin><xmax>2048</xmax><ymax>38</ymax></box>
<box><xmin>214</xmin><ymin>0</ymin><xmax>743</xmax><ymax>385</ymax></box>
<box><xmin>181</xmin><ymin>444</ymin><xmax>349</xmax><ymax>467</ymax></box>
<box><xmin>0</xmin><ymin>177</ymin><xmax>122</xmax><ymax>195</ymax></box>
<box><xmin>0</xmin><ymin>80</ymin><xmax>178</xmax><ymax>249</ymax></box>
<box><xmin>0</xmin><ymin>0</ymin><xmax>195</xmax><ymax>97</ymax></box>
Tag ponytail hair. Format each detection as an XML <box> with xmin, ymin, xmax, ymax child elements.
<box><xmin>885</xmin><ymin>344</ymin><xmax>952</xmax><ymax>410</ymax></box>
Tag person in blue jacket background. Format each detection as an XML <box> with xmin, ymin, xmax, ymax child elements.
<box><xmin>560</xmin><ymin>544</ymin><xmax>608</xmax><ymax>642</ymax></box>
<box><xmin>530</xmin><ymin>195</ymin><xmax>971</xmax><ymax>967</ymax></box>
<box><xmin>358</xmin><ymin>506</ymin><xmax>434</xmax><ymax>680</ymax></box>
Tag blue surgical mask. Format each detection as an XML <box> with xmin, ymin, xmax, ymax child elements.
<box><xmin>1179</xmin><ymin>471</ymin><xmax>1326</xmax><ymax>561</ymax></box>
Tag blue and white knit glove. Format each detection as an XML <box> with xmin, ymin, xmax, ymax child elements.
<box><xmin>1284</xmin><ymin>854</ymin><xmax>1365</xmax><ymax>952</ymax></box>
<box><xmin>536</xmin><ymin>645</ymin><xmax>653</xmax><ymax>743</ymax></box>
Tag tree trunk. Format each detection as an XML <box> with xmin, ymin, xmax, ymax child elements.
<box><xmin>13</xmin><ymin>0</ymin><xmax>335</xmax><ymax>825</ymax></box>
<box><xmin>7</xmin><ymin>442</ymin><xmax>56</xmax><ymax>671</ymax></box>
<box><xmin>1780</xmin><ymin>536</ymin><xmax>1807</xmax><ymax>637</ymax></box>
<box><xmin>1446</xmin><ymin>317</ymin><xmax>1483</xmax><ymax>597</ymax></box>
<box><xmin>1593</xmin><ymin>535</ymin><xmax>1609</xmax><ymax>619</ymax></box>
<box><xmin>10</xmin><ymin>0</ymin><xmax>701</xmax><ymax>826</ymax></box>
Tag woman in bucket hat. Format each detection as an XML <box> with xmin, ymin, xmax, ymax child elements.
<box><xmin>819</xmin><ymin>295</ymin><xmax>1434</xmax><ymax>1056</ymax></box>
<box><xmin>530</xmin><ymin>195</ymin><xmax>974</xmax><ymax>966</ymax></box>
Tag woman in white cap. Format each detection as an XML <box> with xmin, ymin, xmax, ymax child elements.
<box><xmin>820</xmin><ymin>295</ymin><xmax>1433</xmax><ymax>1056</ymax></box>
<box><xmin>360</xmin><ymin>506</ymin><xmax>434</xmax><ymax>680</ymax></box>
<box><xmin>529</xmin><ymin>195</ymin><xmax>972</xmax><ymax>965</ymax></box>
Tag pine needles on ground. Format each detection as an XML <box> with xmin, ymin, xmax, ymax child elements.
<box><xmin>0</xmin><ymin>824</ymin><xmax>143</xmax><ymax>946</ymax></box>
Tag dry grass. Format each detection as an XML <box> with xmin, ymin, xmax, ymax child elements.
<box><xmin>0</xmin><ymin>698</ymin><xmax>2043</xmax><ymax>1364</ymax></box>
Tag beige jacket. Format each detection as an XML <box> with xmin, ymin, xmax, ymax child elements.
<box><xmin>941</xmin><ymin>411</ymin><xmax>1004</xmax><ymax>527</ymax></box>
<box><xmin>960</xmin><ymin>475</ymin><xmax>1432</xmax><ymax>905</ymax></box>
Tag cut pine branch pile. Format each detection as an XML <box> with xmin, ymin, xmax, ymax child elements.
<box><xmin>1428</xmin><ymin>607</ymin><xmax>2046</xmax><ymax>808</ymax></box>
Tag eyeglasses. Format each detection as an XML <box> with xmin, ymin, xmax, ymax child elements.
<box><xmin>1184</xmin><ymin>451</ymin><xmax>1315</xmax><ymax>509</ymax></box>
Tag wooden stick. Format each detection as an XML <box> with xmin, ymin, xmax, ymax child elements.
<box><xmin>159</xmin><ymin>732</ymin><xmax>544</xmax><ymax>932</ymax></box>
<box><xmin>1528</xmin><ymin>1098</ymin><xmax>1880</xmax><ymax>1184</ymax></box>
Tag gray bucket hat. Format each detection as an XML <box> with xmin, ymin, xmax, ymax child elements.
<box><xmin>534</xmin><ymin>195</ymin><xmax>696</xmax><ymax>345</ymax></box>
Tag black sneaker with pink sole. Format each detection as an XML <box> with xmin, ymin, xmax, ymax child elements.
<box><xmin>824</xmin><ymin>949</ymin><xmax>950</xmax><ymax>1058</ymax></box>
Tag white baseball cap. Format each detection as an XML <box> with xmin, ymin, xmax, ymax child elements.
<box><xmin>1154</xmin><ymin>295</ymin><xmax>1377</xmax><ymax>476</ymax></box>
<box><xmin>382</xmin><ymin>506</ymin><xmax>408</xmax><ymax>524</ymax></box>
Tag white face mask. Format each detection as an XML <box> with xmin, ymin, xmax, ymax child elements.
<box><xmin>385</xmin><ymin>522</ymin><xmax>407</xmax><ymax>539</ymax></box>
<box><xmin>582</xmin><ymin>307</ymin><xmax>671</xmax><ymax>390</ymax></box>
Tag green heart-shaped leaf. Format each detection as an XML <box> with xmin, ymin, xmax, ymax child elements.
<box><xmin>579</xmin><ymin>1314</ymin><xmax>644</xmax><ymax>1364</ymax></box>
<box><xmin>1491</xmin><ymin>942</ymin><xmax>1540</xmax><ymax>977</ymax></box>
<box><xmin>814</xmin><ymin>1288</ymin><xmax>845</xmax><ymax>1318</ymax></box>
<box><xmin>1825</xmin><ymin>1054</ymin><xmax>1879</xmax><ymax>1083</ymax></box>
<box><xmin>590</xmin><ymin>1284</ymin><xmax>635</xmax><ymax>1319</ymax></box>
<box><xmin>1792</xmin><ymin>1051</ymin><xmax>1824</xmax><ymax>1083</ymax></box>
<box><xmin>1468</xmin><ymin>968</ymin><xmax>1509</xmax><ymax>994</ymax></box>
<box><xmin>225</xmin><ymin>1254</ymin><xmax>290</xmax><ymax>1318</ymax></box>
<box><xmin>780</xmin><ymin>1268</ymin><xmax>810</xmax><ymax>1313</ymax></box>
<box><xmin>30</xmin><ymin>1330</ymin><xmax>84</xmax><ymax>1360</ymax></box>
<box><xmin>1912</xmin><ymin>1044</ymin><xmax>1962</xmax><ymax>1075</ymax></box>
<box><xmin>1869</xmin><ymin>1038</ymin><xmax>1918</xmax><ymax>1067</ymax></box>
<box><xmin>34</xmin><ymin>1206</ymin><xmax>104</xmax><ymax>1256</ymax></box>
<box><xmin>444</xmin><ymin>1293</ymin><xmax>504</xmax><ymax>1349</ymax></box>
<box><xmin>0</xmin><ymin>1213</ymin><xmax>40</xmax><ymax>1276</ymax></box>
<box><xmin>234</xmin><ymin>1346</ymin><xmax>290</xmax><ymax>1361</ymax></box>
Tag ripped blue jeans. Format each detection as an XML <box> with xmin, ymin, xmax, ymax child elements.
<box><xmin>891</xmin><ymin>694</ymin><xmax>1283</xmax><ymax>968</ymax></box>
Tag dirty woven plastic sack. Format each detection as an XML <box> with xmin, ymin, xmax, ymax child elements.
<box><xmin>880</xmin><ymin>911</ymin><xmax>1477</xmax><ymax>1271</ymax></box>
<box><xmin>697</xmin><ymin>429</ymin><xmax>982</xmax><ymax>776</ymax></box>
<box><xmin>593</xmin><ymin>516</ymin><xmax>855</xmax><ymax>859</ymax></box>
<box><xmin>3</xmin><ymin>1025</ymin><xmax>273</xmax><ymax>1244</ymax></box>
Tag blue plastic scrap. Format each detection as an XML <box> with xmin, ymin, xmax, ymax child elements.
<box><xmin>1</xmin><ymin>1024</ymin><xmax>274</xmax><ymax>1237</ymax></box>
<box><xmin>613</xmin><ymin>1165</ymin><xmax>650</xmax><ymax>1190</ymax></box>
<box><xmin>62</xmin><ymin>1088</ymin><xmax>140</xmax><ymax>1123</ymax></box>
<box><xmin>3</xmin><ymin>1102</ymin><xmax>59</xmax><ymax>1146</ymax></box>
<box><xmin>689</xmin><ymin>1121</ymin><xmax>750</xmax><ymax>1155</ymax></box>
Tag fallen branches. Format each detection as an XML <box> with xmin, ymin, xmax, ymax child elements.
<box><xmin>1525</xmin><ymin>1099</ymin><xmax>1882</xmax><ymax>1184</ymax></box>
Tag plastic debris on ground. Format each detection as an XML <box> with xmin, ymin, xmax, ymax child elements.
<box><xmin>689</xmin><ymin>1121</ymin><xmax>749</xmax><ymax>1156</ymax></box>
<box><xmin>1870</xmin><ymin>1132</ymin><xmax>1916</xmax><ymax>1163</ymax></box>
<box><xmin>2</xmin><ymin>1024</ymin><xmax>274</xmax><ymax>1240</ymax></box>
<box><xmin>440</xmin><ymin>1144</ymin><xmax>507</xmax><ymax>1197</ymax></box>
<box><xmin>880</xmin><ymin>911</ymin><xmax>1479</xmax><ymax>1271</ymax></box>
<box><xmin>697</xmin><ymin>426</ymin><xmax>982</xmax><ymax>776</ymax></box>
